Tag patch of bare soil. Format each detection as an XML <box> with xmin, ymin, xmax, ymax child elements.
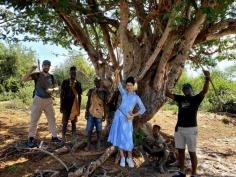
<box><xmin>0</xmin><ymin>101</ymin><xmax>235</xmax><ymax>177</ymax></box>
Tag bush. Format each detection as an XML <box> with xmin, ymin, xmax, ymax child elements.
<box><xmin>0</xmin><ymin>43</ymin><xmax>36</xmax><ymax>109</ymax></box>
<box><xmin>16</xmin><ymin>83</ymin><xmax>34</xmax><ymax>106</ymax></box>
<box><xmin>0</xmin><ymin>91</ymin><xmax>15</xmax><ymax>101</ymax></box>
<box><xmin>53</xmin><ymin>52</ymin><xmax>95</xmax><ymax>91</ymax></box>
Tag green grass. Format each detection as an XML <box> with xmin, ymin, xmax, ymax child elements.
<box><xmin>8</xmin><ymin>164</ymin><xmax>23</xmax><ymax>173</ymax></box>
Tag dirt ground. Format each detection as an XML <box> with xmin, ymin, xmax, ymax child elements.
<box><xmin>0</xmin><ymin>101</ymin><xmax>235</xmax><ymax>177</ymax></box>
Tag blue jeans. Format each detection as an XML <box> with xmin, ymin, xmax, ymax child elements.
<box><xmin>86</xmin><ymin>114</ymin><xmax>102</xmax><ymax>133</ymax></box>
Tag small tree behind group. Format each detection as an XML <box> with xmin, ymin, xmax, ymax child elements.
<box><xmin>53</xmin><ymin>52</ymin><xmax>95</xmax><ymax>91</ymax></box>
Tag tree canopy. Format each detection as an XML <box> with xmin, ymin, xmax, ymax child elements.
<box><xmin>1</xmin><ymin>0</ymin><xmax>235</xmax><ymax>71</ymax></box>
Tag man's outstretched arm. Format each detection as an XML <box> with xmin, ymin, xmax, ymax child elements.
<box><xmin>199</xmin><ymin>70</ymin><xmax>210</xmax><ymax>97</ymax></box>
<box><xmin>22</xmin><ymin>65</ymin><xmax>37</xmax><ymax>82</ymax></box>
<box><xmin>166</xmin><ymin>89</ymin><xmax>175</xmax><ymax>100</ymax></box>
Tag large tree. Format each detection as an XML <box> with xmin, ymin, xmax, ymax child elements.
<box><xmin>0</xmin><ymin>0</ymin><xmax>236</xmax><ymax>127</ymax></box>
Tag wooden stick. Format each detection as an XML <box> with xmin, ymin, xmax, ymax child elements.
<box><xmin>17</xmin><ymin>147</ymin><xmax>69</xmax><ymax>171</ymax></box>
<box><xmin>191</xmin><ymin>58</ymin><xmax>224</xmax><ymax>105</ymax></box>
<box><xmin>35</xmin><ymin>170</ymin><xmax>59</xmax><ymax>177</ymax></box>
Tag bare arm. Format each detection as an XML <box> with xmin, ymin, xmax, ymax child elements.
<box><xmin>114</xmin><ymin>69</ymin><xmax>121</xmax><ymax>85</ymax></box>
<box><xmin>22</xmin><ymin>65</ymin><xmax>37</xmax><ymax>82</ymax></box>
<box><xmin>85</xmin><ymin>89</ymin><xmax>92</xmax><ymax>119</ymax></box>
<box><xmin>166</xmin><ymin>89</ymin><xmax>175</xmax><ymax>100</ymax></box>
<box><xmin>199</xmin><ymin>70</ymin><xmax>210</xmax><ymax>97</ymax></box>
<box><xmin>60</xmin><ymin>80</ymin><xmax>66</xmax><ymax>113</ymax></box>
<box><xmin>142</xmin><ymin>139</ymin><xmax>154</xmax><ymax>153</ymax></box>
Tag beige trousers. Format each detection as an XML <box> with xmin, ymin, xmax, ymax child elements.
<box><xmin>28</xmin><ymin>95</ymin><xmax>57</xmax><ymax>138</ymax></box>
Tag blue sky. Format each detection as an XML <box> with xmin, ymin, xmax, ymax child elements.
<box><xmin>21</xmin><ymin>41</ymin><xmax>70</xmax><ymax>67</ymax></box>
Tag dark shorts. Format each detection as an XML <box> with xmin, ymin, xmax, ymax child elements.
<box><xmin>86</xmin><ymin>114</ymin><xmax>102</xmax><ymax>133</ymax></box>
<box><xmin>62</xmin><ymin>111</ymin><xmax>77</xmax><ymax>124</ymax></box>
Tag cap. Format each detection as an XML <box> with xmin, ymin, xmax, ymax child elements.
<box><xmin>182</xmin><ymin>83</ymin><xmax>193</xmax><ymax>90</ymax></box>
<box><xmin>42</xmin><ymin>60</ymin><xmax>51</xmax><ymax>66</ymax></box>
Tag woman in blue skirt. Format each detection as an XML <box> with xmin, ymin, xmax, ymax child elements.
<box><xmin>108</xmin><ymin>69</ymin><xmax>146</xmax><ymax>168</ymax></box>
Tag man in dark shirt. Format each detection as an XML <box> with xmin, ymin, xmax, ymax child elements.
<box><xmin>85</xmin><ymin>77</ymin><xmax>108</xmax><ymax>151</ymax></box>
<box><xmin>166</xmin><ymin>70</ymin><xmax>210</xmax><ymax>177</ymax></box>
<box><xmin>22</xmin><ymin>60</ymin><xmax>61</xmax><ymax>148</ymax></box>
<box><xmin>60</xmin><ymin>66</ymin><xmax>82</xmax><ymax>141</ymax></box>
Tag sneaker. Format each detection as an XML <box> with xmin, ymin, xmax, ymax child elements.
<box><xmin>126</xmin><ymin>157</ymin><xmax>134</xmax><ymax>168</ymax></box>
<box><xmin>28</xmin><ymin>137</ymin><xmax>35</xmax><ymax>148</ymax></box>
<box><xmin>172</xmin><ymin>171</ymin><xmax>186</xmax><ymax>177</ymax></box>
<box><xmin>120</xmin><ymin>157</ymin><xmax>126</xmax><ymax>167</ymax></box>
<box><xmin>51</xmin><ymin>137</ymin><xmax>62</xmax><ymax>143</ymax></box>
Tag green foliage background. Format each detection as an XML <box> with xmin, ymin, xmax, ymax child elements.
<box><xmin>163</xmin><ymin>68</ymin><xmax>236</xmax><ymax>112</ymax></box>
<box><xmin>0</xmin><ymin>42</ymin><xmax>35</xmax><ymax>106</ymax></box>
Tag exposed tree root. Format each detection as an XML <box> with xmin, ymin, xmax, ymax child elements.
<box><xmin>68</xmin><ymin>146</ymin><xmax>116</xmax><ymax>177</ymax></box>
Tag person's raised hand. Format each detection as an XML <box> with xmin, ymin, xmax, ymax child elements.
<box><xmin>115</xmin><ymin>69</ymin><xmax>120</xmax><ymax>75</ymax></box>
<box><xmin>203</xmin><ymin>70</ymin><xmax>210</xmax><ymax>78</ymax></box>
<box><xmin>31</xmin><ymin>65</ymin><xmax>38</xmax><ymax>71</ymax></box>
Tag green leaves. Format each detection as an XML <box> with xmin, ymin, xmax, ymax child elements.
<box><xmin>202</xmin><ymin>0</ymin><xmax>236</xmax><ymax>22</ymax></box>
<box><xmin>191</xmin><ymin>35</ymin><xmax>236</xmax><ymax>69</ymax></box>
<box><xmin>53</xmin><ymin>52</ymin><xmax>96</xmax><ymax>90</ymax></box>
<box><xmin>0</xmin><ymin>42</ymin><xmax>35</xmax><ymax>92</ymax></box>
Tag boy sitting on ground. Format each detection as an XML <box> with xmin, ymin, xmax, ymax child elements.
<box><xmin>142</xmin><ymin>125</ymin><xmax>170</xmax><ymax>173</ymax></box>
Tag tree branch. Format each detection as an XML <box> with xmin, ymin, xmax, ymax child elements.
<box><xmin>58</xmin><ymin>12</ymin><xmax>99</xmax><ymax>69</ymax></box>
<box><xmin>137</xmin><ymin>11</ymin><xmax>174</xmax><ymax>81</ymax></box>
<box><xmin>206</xmin><ymin>26</ymin><xmax>236</xmax><ymax>41</ymax></box>
<box><xmin>153</xmin><ymin>34</ymin><xmax>178</xmax><ymax>91</ymax></box>
<box><xmin>166</xmin><ymin>9</ymin><xmax>207</xmax><ymax>90</ymax></box>
<box><xmin>195</xmin><ymin>18</ymin><xmax>236</xmax><ymax>43</ymax></box>
<box><xmin>91</xmin><ymin>23</ymin><xmax>100</xmax><ymax>52</ymax></box>
<box><xmin>119</xmin><ymin>0</ymin><xmax>129</xmax><ymax>30</ymax></box>
<box><xmin>132</xmin><ymin>0</ymin><xmax>146</xmax><ymax>26</ymax></box>
<box><xmin>118</xmin><ymin>0</ymin><xmax>135</xmax><ymax>78</ymax></box>
<box><xmin>100</xmin><ymin>23</ymin><xmax>118</xmax><ymax>68</ymax></box>
<box><xmin>59</xmin><ymin>0</ymin><xmax>120</xmax><ymax>29</ymax></box>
